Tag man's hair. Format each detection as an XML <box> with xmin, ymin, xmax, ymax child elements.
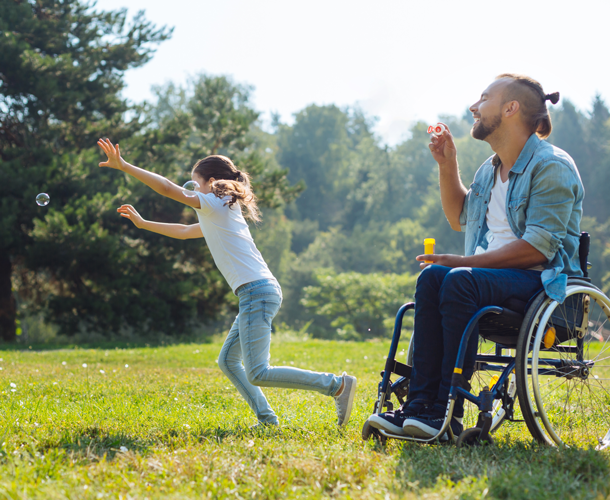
<box><xmin>495</xmin><ymin>73</ymin><xmax>560</xmax><ymax>139</ymax></box>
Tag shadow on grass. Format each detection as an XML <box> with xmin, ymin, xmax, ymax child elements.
<box><xmin>396</xmin><ymin>439</ymin><xmax>610</xmax><ymax>500</ymax></box>
<box><xmin>36</xmin><ymin>423</ymin><xmax>296</xmax><ymax>462</ymax></box>
<box><xmin>38</xmin><ymin>426</ymin><xmax>155</xmax><ymax>461</ymax></box>
<box><xmin>0</xmin><ymin>337</ymin><xmax>214</xmax><ymax>352</ymax></box>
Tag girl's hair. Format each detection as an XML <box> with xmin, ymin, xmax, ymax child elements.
<box><xmin>191</xmin><ymin>155</ymin><xmax>261</xmax><ymax>222</ymax></box>
<box><xmin>496</xmin><ymin>73</ymin><xmax>560</xmax><ymax>139</ymax></box>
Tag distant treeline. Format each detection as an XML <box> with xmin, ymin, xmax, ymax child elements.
<box><xmin>2</xmin><ymin>0</ymin><xmax>609</xmax><ymax>341</ymax></box>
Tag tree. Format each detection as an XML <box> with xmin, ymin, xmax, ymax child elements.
<box><xmin>18</xmin><ymin>74</ymin><xmax>301</xmax><ymax>338</ymax></box>
<box><xmin>277</xmin><ymin>105</ymin><xmax>380</xmax><ymax>231</ymax></box>
<box><xmin>0</xmin><ymin>0</ymin><xmax>171</xmax><ymax>341</ymax></box>
<box><xmin>1</xmin><ymin>2</ymin><xmax>302</xmax><ymax>341</ymax></box>
<box><xmin>301</xmin><ymin>269</ymin><xmax>416</xmax><ymax>340</ymax></box>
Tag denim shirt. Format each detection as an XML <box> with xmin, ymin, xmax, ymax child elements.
<box><xmin>459</xmin><ymin>134</ymin><xmax>584</xmax><ymax>303</ymax></box>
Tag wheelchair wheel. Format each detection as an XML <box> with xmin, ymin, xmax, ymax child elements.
<box><xmin>406</xmin><ymin>333</ymin><xmax>512</xmax><ymax>432</ymax></box>
<box><xmin>516</xmin><ymin>282</ymin><xmax>610</xmax><ymax>447</ymax></box>
<box><xmin>456</xmin><ymin>427</ymin><xmax>494</xmax><ymax>447</ymax></box>
<box><xmin>463</xmin><ymin>335</ymin><xmax>516</xmax><ymax>432</ymax></box>
<box><xmin>362</xmin><ymin>420</ymin><xmax>387</xmax><ymax>446</ymax></box>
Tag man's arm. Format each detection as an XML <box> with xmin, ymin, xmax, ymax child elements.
<box><xmin>417</xmin><ymin>160</ymin><xmax>580</xmax><ymax>270</ymax></box>
<box><xmin>417</xmin><ymin>239</ymin><xmax>546</xmax><ymax>270</ymax></box>
<box><xmin>520</xmin><ymin>160</ymin><xmax>579</xmax><ymax>262</ymax></box>
<box><xmin>429</xmin><ymin>128</ymin><xmax>468</xmax><ymax>231</ymax></box>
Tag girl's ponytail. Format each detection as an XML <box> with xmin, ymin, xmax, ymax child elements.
<box><xmin>192</xmin><ymin>156</ymin><xmax>261</xmax><ymax>222</ymax></box>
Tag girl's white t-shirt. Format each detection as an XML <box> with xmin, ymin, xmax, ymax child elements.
<box><xmin>193</xmin><ymin>192</ymin><xmax>275</xmax><ymax>293</ymax></box>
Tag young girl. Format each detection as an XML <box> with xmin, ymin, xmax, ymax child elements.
<box><xmin>97</xmin><ymin>138</ymin><xmax>357</xmax><ymax>427</ymax></box>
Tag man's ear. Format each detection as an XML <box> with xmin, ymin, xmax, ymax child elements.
<box><xmin>504</xmin><ymin>100</ymin><xmax>520</xmax><ymax>118</ymax></box>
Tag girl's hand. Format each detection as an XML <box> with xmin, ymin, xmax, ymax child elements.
<box><xmin>117</xmin><ymin>205</ymin><xmax>145</xmax><ymax>229</ymax></box>
<box><xmin>428</xmin><ymin>125</ymin><xmax>458</xmax><ymax>167</ymax></box>
<box><xmin>98</xmin><ymin>138</ymin><xmax>127</xmax><ymax>171</ymax></box>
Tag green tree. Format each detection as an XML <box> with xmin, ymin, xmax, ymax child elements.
<box><xmin>301</xmin><ymin>269</ymin><xmax>416</xmax><ymax>340</ymax></box>
<box><xmin>277</xmin><ymin>105</ymin><xmax>381</xmax><ymax>232</ymax></box>
<box><xmin>20</xmin><ymin>74</ymin><xmax>301</xmax><ymax>338</ymax></box>
<box><xmin>0</xmin><ymin>0</ymin><xmax>171</xmax><ymax>340</ymax></box>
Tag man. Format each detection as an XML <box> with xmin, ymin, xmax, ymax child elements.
<box><xmin>368</xmin><ymin>74</ymin><xmax>584</xmax><ymax>440</ymax></box>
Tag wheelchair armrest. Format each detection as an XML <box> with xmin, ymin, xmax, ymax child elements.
<box><xmin>498</xmin><ymin>306</ymin><xmax>524</xmax><ymax>323</ymax></box>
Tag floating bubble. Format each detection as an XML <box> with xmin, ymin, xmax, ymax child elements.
<box><xmin>182</xmin><ymin>180</ymin><xmax>200</xmax><ymax>197</ymax></box>
<box><xmin>36</xmin><ymin>193</ymin><xmax>50</xmax><ymax>207</ymax></box>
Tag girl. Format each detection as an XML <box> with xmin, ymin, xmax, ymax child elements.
<box><xmin>97</xmin><ymin>138</ymin><xmax>357</xmax><ymax>427</ymax></box>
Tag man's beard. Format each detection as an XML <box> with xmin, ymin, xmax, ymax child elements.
<box><xmin>471</xmin><ymin>113</ymin><xmax>502</xmax><ymax>140</ymax></box>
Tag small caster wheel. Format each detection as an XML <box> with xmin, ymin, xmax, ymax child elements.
<box><xmin>456</xmin><ymin>427</ymin><xmax>494</xmax><ymax>447</ymax></box>
<box><xmin>362</xmin><ymin>420</ymin><xmax>373</xmax><ymax>441</ymax></box>
<box><xmin>362</xmin><ymin>420</ymin><xmax>387</xmax><ymax>445</ymax></box>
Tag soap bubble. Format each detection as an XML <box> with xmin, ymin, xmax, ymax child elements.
<box><xmin>182</xmin><ymin>180</ymin><xmax>200</xmax><ymax>197</ymax></box>
<box><xmin>36</xmin><ymin>193</ymin><xmax>50</xmax><ymax>207</ymax></box>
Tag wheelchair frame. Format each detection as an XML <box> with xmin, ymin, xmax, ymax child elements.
<box><xmin>363</xmin><ymin>232</ymin><xmax>610</xmax><ymax>448</ymax></box>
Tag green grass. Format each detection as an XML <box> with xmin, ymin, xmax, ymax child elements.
<box><xmin>0</xmin><ymin>340</ymin><xmax>609</xmax><ymax>499</ymax></box>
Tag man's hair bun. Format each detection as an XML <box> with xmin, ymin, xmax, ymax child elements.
<box><xmin>545</xmin><ymin>92</ymin><xmax>560</xmax><ymax>105</ymax></box>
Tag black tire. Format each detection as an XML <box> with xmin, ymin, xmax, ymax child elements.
<box><xmin>456</xmin><ymin>427</ymin><xmax>494</xmax><ymax>447</ymax></box>
<box><xmin>515</xmin><ymin>289</ymin><xmax>550</xmax><ymax>443</ymax></box>
<box><xmin>362</xmin><ymin>420</ymin><xmax>387</xmax><ymax>445</ymax></box>
<box><xmin>362</xmin><ymin>420</ymin><xmax>373</xmax><ymax>441</ymax></box>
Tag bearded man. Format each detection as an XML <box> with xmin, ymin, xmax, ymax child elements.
<box><xmin>368</xmin><ymin>74</ymin><xmax>584</xmax><ymax>440</ymax></box>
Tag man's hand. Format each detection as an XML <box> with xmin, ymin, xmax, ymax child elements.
<box><xmin>416</xmin><ymin>253</ymin><xmax>466</xmax><ymax>270</ymax></box>
<box><xmin>429</xmin><ymin>125</ymin><xmax>458</xmax><ymax>167</ymax></box>
<box><xmin>98</xmin><ymin>138</ymin><xmax>127</xmax><ymax>171</ymax></box>
<box><xmin>117</xmin><ymin>204</ymin><xmax>145</xmax><ymax>229</ymax></box>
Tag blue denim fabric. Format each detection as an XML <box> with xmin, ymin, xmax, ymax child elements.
<box><xmin>458</xmin><ymin>134</ymin><xmax>584</xmax><ymax>302</ymax></box>
<box><xmin>410</xmin><ymin>265</ymin><xmax>543</xmax><ymax>417</ymax></box>
<box><xmin>218</xmin><ymin>278</ymin><xmax>342</xmax><ymax>424</ymax></box>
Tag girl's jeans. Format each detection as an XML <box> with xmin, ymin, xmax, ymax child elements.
<box><xmin>218</xmin><ymin>278</ymin><xmax>343</xmax><ymax>425</ymax></box>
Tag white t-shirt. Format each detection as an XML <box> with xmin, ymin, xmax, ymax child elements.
<box><xmin>486</xmin><ymin>170</ymin><xmax>517</xmax><ymax>252</ymax></box>
<box><xmin>193</xmin><ymin>192</ymin><xmax>275</xmax><ymax>293</ymax></box>
<box><xmin>486</xmin><ymin>169</ymin><xmax>544</xmax><ymax>271</ymax></box>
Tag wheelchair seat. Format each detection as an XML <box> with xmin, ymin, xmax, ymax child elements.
<box><xmin>478</xmin><ymin>297</ymin><xmax>528</xmax><ymax>346</ymax></box>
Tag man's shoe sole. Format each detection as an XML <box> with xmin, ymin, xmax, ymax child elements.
<box><xmin>367</xmin><ymin>414</ymin><xmax>406</xmax><ymax>435</ymax></box>
<box><xmin>402</xmin><ymin>419</ymin><xmax>449</xmax><ymax>441</ymax></box>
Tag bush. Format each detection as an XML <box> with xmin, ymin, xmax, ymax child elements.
<box><xmin>301</xmin><ymin>269</ymin><xmax>416</xmax><ymax>340</ymax></box>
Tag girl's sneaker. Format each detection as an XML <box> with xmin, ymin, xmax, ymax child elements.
<box><xmin>334</xmin><ymin>372</ymin><xmax>357</xmax><ymax>426</ymax></box>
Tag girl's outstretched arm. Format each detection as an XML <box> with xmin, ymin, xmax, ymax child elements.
<box><xmin>117</xmin><ymin>205</ymin><xmax>204</xmax><ymax>240</ymax></box>
<box><xmin>98</xmin><ymin>138</ymin><xmax>201</xmax><ymax>209</ymax></box>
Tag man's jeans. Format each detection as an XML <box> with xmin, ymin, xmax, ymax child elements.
<box><xmin>218</xmin><ymin>278</ymin><xmax>343</xmax><ymax>425</ymax></box>
<box><xmin>410</xmin><ymin>266</ymin><xmax>543</xmax><ymax>417</ymax></box>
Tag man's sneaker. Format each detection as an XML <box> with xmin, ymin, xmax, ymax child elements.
<box><xmin>402</xmin><ymin>404</ymin><xmax>463</xmax><ymax>441</ymax></box>
<box><xmin>368</xmin><ymin>400</ymin><xmax>430</xmax><ymax>436</ymax></box>
<box><xmin>334</xmin><ymin>372</ymin><xmax>357</xmax><ymax>427</ymax></box>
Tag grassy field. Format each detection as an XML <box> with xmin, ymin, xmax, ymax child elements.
<box><xmin>0</xmin><ymin>339</ymin><xmax>609</xmax><ymax>499</ymax></box>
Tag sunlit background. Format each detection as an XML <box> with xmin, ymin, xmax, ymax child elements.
<box><xmin>99</xmin><ymin>0</ymin><xmax>610</xmax><ymax>145</ymax></box>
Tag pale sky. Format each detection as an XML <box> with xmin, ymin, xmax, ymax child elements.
<box><xmin>98</xmin><ymin>0</ymin><xmax>610</xmax><ymax>145</ymax></box>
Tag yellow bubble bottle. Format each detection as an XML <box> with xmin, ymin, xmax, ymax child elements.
<box><xmin>424</xmin><ymin>238</ymin><xmax>435</xmax><ymax>263</ymax></box>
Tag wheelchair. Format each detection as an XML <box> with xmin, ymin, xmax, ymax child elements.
<box><xmin>362</xmin><ymin>232</ymin><xmax>610</xmax><ymax>449</ymax></box>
